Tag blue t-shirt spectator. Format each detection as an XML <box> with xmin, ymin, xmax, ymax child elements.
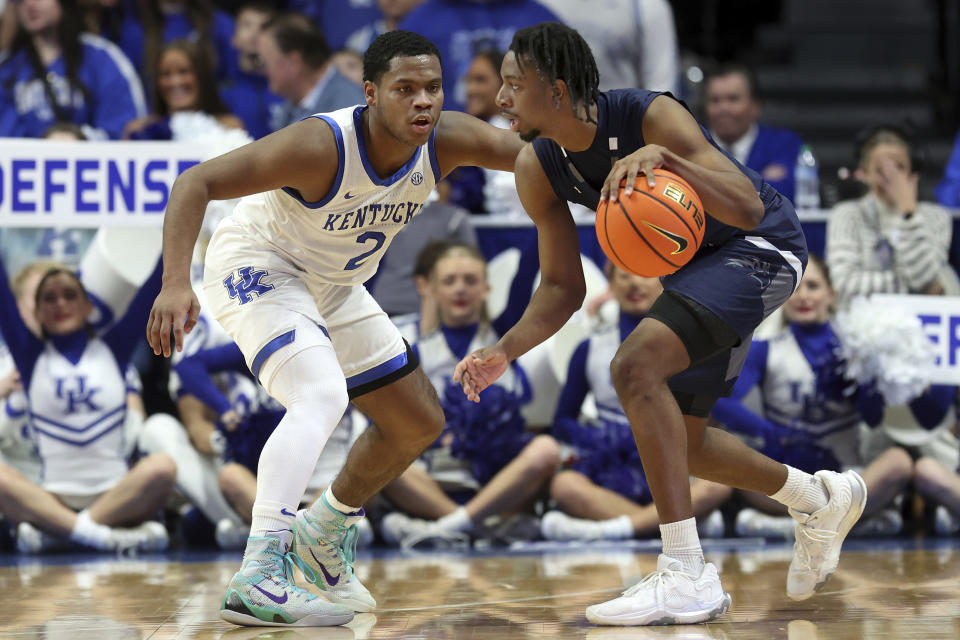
<box><xmin>0</xmin><ymin>34</ymin><xmax>146</xmax><ymax>139</ymax></box>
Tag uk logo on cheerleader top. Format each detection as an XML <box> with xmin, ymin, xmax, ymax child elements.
<box><xmin>224</xmin><ymin>267</ymin><xmax>274</xmax><ymax>305</ymax></box>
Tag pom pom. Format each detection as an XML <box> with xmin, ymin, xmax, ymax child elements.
<box><xmin>834</xmin><ymin>297</ymin><xmax>936</xmax><ymax>405</ymax></box>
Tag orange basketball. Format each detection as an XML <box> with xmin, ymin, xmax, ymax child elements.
<box><xmin>596</xmin><ymin>169</ymin><xmax>705</xmax><ymax>277</ymax></box>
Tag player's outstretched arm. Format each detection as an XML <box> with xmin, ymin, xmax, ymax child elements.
<box><xmin>434</xmin><ymin>110</ymin><xmax>525</xmax><ymax>176</ymax></box>
<box><xmin>454</xmin><ymin>145</ymin><xmax>585</xmax><ymax>401</ymax></box>
<box><xmin>146</xmin><ymin>119</ymin><xmax>340</xmax><ymax>357</ymax></box>
<box><xmin>600</xmin><ymin>95</ymin><xmax>764</xmax><ymax>230</ymax></box>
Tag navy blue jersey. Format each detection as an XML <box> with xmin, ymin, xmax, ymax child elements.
<box><xmin>532</xmin><ymin>89</ymin><xmax>806</xmax><ymax>257</ymax></box>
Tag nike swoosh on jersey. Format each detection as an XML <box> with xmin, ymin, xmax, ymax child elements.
<box><xmin>642</xmin><ymin>221</ymin><xmax>689</xmax><ymax>254</ymax></box>
<box><xmin>344</xmin><ymin>191</ymin><xmax>356</xmax><ymax>199</ymax></box>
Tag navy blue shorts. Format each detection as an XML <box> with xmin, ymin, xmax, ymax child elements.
<box><xmin>657</xmin><ymin>233</ymin><xmax>807</xmax><ymax>399</ymax></box>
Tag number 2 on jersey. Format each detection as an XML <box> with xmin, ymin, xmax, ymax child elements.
<box><xmin>344</xmin><ymin>231</ymin><xmax>386</xmax><ymax>270</ymax></box>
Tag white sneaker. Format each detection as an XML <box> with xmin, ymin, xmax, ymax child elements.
<box><xmin>735</xmin><ymin>508</ymin><xmax>795</xmax><ymax>540</ymax></box>
<box><xmin>851</xmin><ymin>508</ymin><xmax>902</xmax><ymax>537</ymax></box>
<box><xmin>585</xmin><ymin>555</ymin><xmax>731</xmax><ymax>626</ymax></box>
<box><xmin>217</xmin><ymin>519</ymin><xmax>251</xmax><ymax>550</ymax></box>
<box><xmin>696</xmin><ymin>510</ymin><xmax>725</xmax><ymax>539</ymax></box>
<box><xmin>934</xmin><ymin>506</ymin><xmax>960</xmax><ymax>535</ymax></box>
<box><xmin>15</xmin><ymin>522</ymin><xmax>70</xmax><ymax>553</ymax></box>
<box><xmin>786</xmin><ymin>470</ymin><xmax>866</xmax><ymax>601</ymax></box>
<box><xmin>110</xmin><ymin>521</ymin><xmax>169</xmax><ymax>553</ymax></box>
<box><xmin>541</xmin><ymin>511</ymin><xmax>628</xmax><ymax>541</ymax></box>
<box><xmin>380</xmin><ymin>511</ymin><xmax>470</xmax><ymax>549</ymax></box>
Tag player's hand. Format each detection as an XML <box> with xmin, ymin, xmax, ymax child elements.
<box><xmin>453</xmin><ymin>344</ymin><xmax>510</xmax><ymax>403</ymax></box>
<box><xmin>875</xmin><ymin>155</ymin><xmax>918</xmax><ymax>215</ymax></box>
<box><xmin>146</xmin><ymin>281</ymin><xmax>201</xmax><ymax>357</ymax></box>
<box><xmin>600</xmin><ymin>144</ymin><xmax>670</xmax><ymax>203</ymax></box>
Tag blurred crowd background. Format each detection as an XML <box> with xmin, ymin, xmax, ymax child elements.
<box><xmin>2</xmin><ymin>0</ymin><xmax>960</xmax><ymax>555</ymax></box>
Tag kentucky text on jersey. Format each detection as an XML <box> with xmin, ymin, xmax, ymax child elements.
<box><xmin>321</xmin><ymin>201</ymin><xmax>424</xmax><ymax>231</ymax></box>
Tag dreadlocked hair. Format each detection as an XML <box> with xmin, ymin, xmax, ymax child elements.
<box><xmin>510</xmin><ymin>22</ymin><xmax>599</xmax><ymax>124</ymax></box>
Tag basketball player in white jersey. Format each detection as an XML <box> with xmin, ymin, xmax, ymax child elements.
<box><xmin>147</xmin><ymin>31</ymin><xmax>525</xmax><ymax>627</ymax></box>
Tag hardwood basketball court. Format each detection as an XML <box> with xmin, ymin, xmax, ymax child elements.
<box><xmin>1</xmin><ymin>538</ymin><xmax>958</xmax><ymax>639</ymax></box>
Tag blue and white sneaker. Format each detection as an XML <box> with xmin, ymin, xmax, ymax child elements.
<box><xmin>221</xmin><ymin>535</ymin><xmax>355</xmax><ymax>627</ymax></box>
<box><xmin>291</xmin><ymin>497</ymin><xmax>376</xmax><ymax>612</ymax></box>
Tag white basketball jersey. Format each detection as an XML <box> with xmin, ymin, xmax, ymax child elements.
<box><xmin>230</xmin><ymin>105</ymin><xmax>440</xmax><ymax>286</ymax></box>
<box><xmin>585</xmin><ymin>324</ymin><xmax>630</xmax><ymax>427</ymax></box>
<box><xmin>761</xmin><ymin>329</ymin><xmax>861</xmax><ymax>467</ymax></box>
<box><xmin>27</xmin><ymin>339</ymin><xmax>128</xmax><ymax>495</ymax></box>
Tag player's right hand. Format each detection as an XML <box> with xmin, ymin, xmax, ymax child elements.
<box><xmin>147</xmin><ymin>282</ymin><xmax>201</xmax><ymax>357</ymax></box>
<box><xmin>453</xmin><ymin>345</ymin><xmax>510</xmax><ymax>403</ymax></box>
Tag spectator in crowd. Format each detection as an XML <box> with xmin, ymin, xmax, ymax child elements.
<box><xmin>712</xmin><ymin>255</ymin><xmax>925</xmax><ymax>538</ymax></box>
<box><xmin>542</xmin><ymin>264</ymin><xmax>729</xmax><ymax>541</ymax></box>
<box><xmin>457</xmin><ymin>48</ymin><xmax>522</xmax><ymax>216</ymax></box>
<box><xmin>219</xmin><ymin>1</ymin><xmax>282</xmax><ymax>139</ymax></box>
<box><xmin>124</xmin><ymin>39</ymin><xmax>244</xmax><ymax>139</ymax></box>
<box><xmin>826</xmin><ymin>124</ymin><xmax>957</xmax><ymax>307</ymax></box>
<box><xmin>704</xmin><ymin>63</ymin><xmax>804</xmax><ymax>203</ymax></box>
<box><xmin>0</xmin><ymin>0</ymin><xmax>146</xmax><ymax>139</ymax></box>
<box><xmin>0</xmin><ymin>254</ymin><xmax>174</xmax><ymax>553</ymax></box>
<box><xmin>537</xmin><ymin>0</ymin><xmax>679</xmax><ymax>93</ymax></box>
<box><xmin>331</xmin><ymin>48</ymin><xmax>364</xmax><ymax>86</ymax></box>
<box><xmin>380</xmin><ymin>243</ymin><xmax>558</xmax><ymax>547</ymax></box>
<box><xmin>397</xmin><ymin>0</ymin><xmax>559</xmax><ymax>112</ymax></box>
<box><xmin>119</xmin><ymin>0</ymin><xmax>236</xmax><ymax>85</ymax></box>
<box><xmin>368</xmin><ymin>188</ymin><xmax>477</xmax><ymax>319</ymax></box>
<box><xmin>344</xmin><ymin>0</ymin><xmax>425</xmax><ymax>55</ymax></box>
<box><xmin>258</xmin><ymin>12</ymin><xmax>365</xmax><ymax>132</ymax></box>
<box><xmin>934</xmin><ymin>128</ymin><xmax>960</xmax><ymax>208</ymax></box>
<box><xmin>388</xmin><ymin>239</ymin><xmax>455</xmax><ymax>345</ymax></box>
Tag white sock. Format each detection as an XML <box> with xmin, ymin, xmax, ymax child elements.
<box><xmin>660</xmin><ymin>517</ymin><xmax>704</xmax><ymax>575</ymax></box>
<box><xmin>255</xmin><ymin>344</ymin><xmax>349</xmax><ymax>516</ymax></box>
<box><xmin>770</xmin><ymin>465</ymin><xmax>829</xmax><ymax>514</ymax></box>
<box><xmin>315</xmin><ymin>486</ymin><xmax>362</xmax><ymax>517</ymax></box>
<box><xmin>250</xmin><ymin>500</ymin><xmax>297</xmax><ymax>546</ymax></box>
<box><xmin>600</xmin><ymin>515</ymin><xmax>634</xmax><ymax>539</ymax></box>
<box><xmin>437</xmin><ymin>506</ymin><xmax>473</xmax><ymax>533</ymax></box>
<box><xmin>70</xmin><ymin>510</ymin><xmax>112</xmax><ymax>550</ymax></box>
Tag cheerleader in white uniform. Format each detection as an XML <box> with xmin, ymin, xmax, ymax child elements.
<box><xmin>0</xmin><ymin>255</ymin><xmax>175</xmax><ymax>552</ymax></box>
<box><xmin>712</xmin><ymin>255</ymin><xmax>942</xmax><ymax>537</ymax></box>
<box><xmin>380</xmin><ymin>243</ymin><xmax>561</xmax><ymax>547</ymax></box>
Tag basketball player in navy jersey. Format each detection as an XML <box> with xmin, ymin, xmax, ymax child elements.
<box><xmin>147</xmin><ymin>30</ymin><xmax>524</xmax><ymax>627</ymax></box>
<box><xmin>454</xmin><ymin>22</ymin><xmax>867</xmax><ymax>626</ymax></box>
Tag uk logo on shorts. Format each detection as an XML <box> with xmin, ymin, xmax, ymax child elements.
<box><xmin>411</xmin><ymin>171</ymin><xmax>423</xmax><ymax>186</ymax></box>
<box><xmin>223</xmin><ymin>266</ymin><xmax>274</xmax><ymax>305</ymax></box>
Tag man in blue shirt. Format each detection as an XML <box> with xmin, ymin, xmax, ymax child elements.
<box><xmin>705</xmin><ymin>63</ymin><xmax>805</xmax><ymax>204</ymax></box>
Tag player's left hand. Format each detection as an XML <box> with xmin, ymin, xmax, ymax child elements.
<box><xmin>600</xmin><ymin>144</ymin><xmax>670</xmax><ymax>203</ymax></box>
<box><xmin>453</xmin><ymin>345</ymin><xmax>510</xmax><ymax>403</ymax></box>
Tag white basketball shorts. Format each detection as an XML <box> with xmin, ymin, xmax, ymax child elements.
<box><xmin>203</xmin><ymin>219</ymin><xmax>416</xmax><ymax>397</ymax></box>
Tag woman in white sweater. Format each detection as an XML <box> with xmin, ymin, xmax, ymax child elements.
<box><xmin>826</xmin><ymin>125</ymin><xmax>956</xmax><ymax>307</ymax></box>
